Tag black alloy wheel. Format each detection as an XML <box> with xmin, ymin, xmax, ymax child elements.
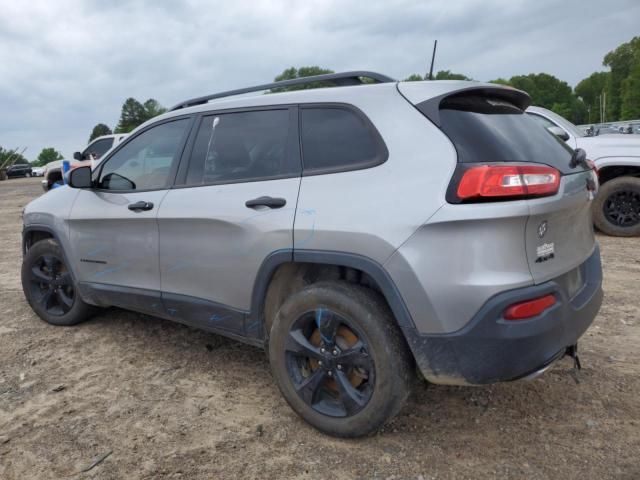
<box><xmin>28</xmin><ymin>254</ymin><xmax>75</xmax><ymax>316</ymax></box>
<box><xmin>285</xmin><ymin>308</ymin><xmax>375</xmax><ymax>417</ymax></box>
<box><xmin>603</xmin><ymin>189</ymin><xmax>640</xmax><ymax>228</ymax></box>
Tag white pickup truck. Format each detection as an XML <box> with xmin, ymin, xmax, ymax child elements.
<box><xmin>527</xmin><ymin>106</ymin><xmax>640</xmax><ymax>237</ymax></box>
<box><xmin>42</xmin><ymin>134</ymin><xmax>128</xmax><ymax>191</ymax></box>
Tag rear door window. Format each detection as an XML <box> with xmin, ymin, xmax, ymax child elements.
<box><xmin>185</xmin><ymin>109</ymin><xmax>297</xmax><ymax>185</ymax></box>
<box><xmin>439</xmin><ymin>95</ymin><xmax>584</xmax><ymax>174</ymax></box>
<box><xmin>300</xmin><ymin>106</ymin><xmax>387</xmax><ymax>174</ymax></box>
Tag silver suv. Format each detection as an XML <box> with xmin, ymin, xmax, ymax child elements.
<box><xmin>21</xmin><ymin>72</ymin><xmax>603</xmax><ymax>437</ymax></box>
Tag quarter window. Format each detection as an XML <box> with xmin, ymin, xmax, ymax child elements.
<box><xmin>97</xmin><ymin>119</ymin><xmax>189</xmax><ymax>191</ymax></box>
<box><xmin>185</xmin><ymin>109</ymin><xmax>293</xmax><ymax>185</ymax></box>
<box><xmin>300</xmin><ymin>107</ymin><xmax>385</xmax><ymax>173</ymax></box>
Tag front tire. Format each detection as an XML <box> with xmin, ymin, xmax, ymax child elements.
<box><xmin>21</xmin><ymin>239</ymin><xmax>96</xmax><ymax>326</ymax></box>
<box><xmin>25</xmin><ymin>172</ymin><xmax>31</xmax><ymax>178</ymax></box>
<box><xmin>268</xmin><ymin>282</ymin><xmax>413</xmax><ymax>437</ymax></box>
<box><xmin>593</xmin><ymin>176</ymin><xmax>640</xmax><ymax>237</ymax></box>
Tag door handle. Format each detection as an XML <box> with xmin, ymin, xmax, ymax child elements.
<box><xmin>245</xmin><ymin>196</ymin><xmax>286</xmax><ymax>209</ymax></box>
<box><xmin>128</xmin><ymin>201</ymin><xmax>154</xmax><ymax>212</ymax></box>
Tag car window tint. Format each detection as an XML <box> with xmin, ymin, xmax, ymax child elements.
<box><xmin>84</xmin><ymin>138</ymin><xmax>113</xmax><ymax>159</ymax></box>
<box><xmin>439</xmin><ymin>96</ymin><xmax>580</xmax><ymax>174</ymax></box>
<box><xmin>186</xmin><ymin>109</ymin><xmax>293</xmax><ymax>185</ymax></box>
<box><xmin>527</xmin><ymin>113</ymin><xmax>558</xmax><ymax>130</ymax></box>
<box><xmin>300</xmin><ymin>107</ymin><xmax>382</xmax><ymax>173</ymax></box>
<box><xmin>98</xmin><ymin>119</ymin><xmax>188</xmax><ymax>191</ymax></box>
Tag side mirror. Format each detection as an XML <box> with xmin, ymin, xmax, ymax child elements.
<box><xmin>570</xmin><ymin>148</ymin><xmax>588</xmax><ymax>169</ymax></box>
<box><xmin>73</xmin><ymin>151</ymin><xmax>84</xmax><ymax>161</ymax></box>
<box><xmin>547</xmin><ymin>126</ymin><xmax>570</xmax><ymax>141</ymax></box>
<box><xmin>66</xmin><ymin>166</ymin><xmax>92</xmax><ymax>189</ymax></box>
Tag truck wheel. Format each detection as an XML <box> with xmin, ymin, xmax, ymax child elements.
<box><xmin>21</xmin><ymin>239</ymin><xmax>97</xmax><ymax>326</ymax></box>
<box><xmin>268</xmin><ymin>281</ymin><xmax>413</xmax><ymax>437</ymax></box>
<box><xmin>593</xmin><ymin>176</ymin><xmax>640</xmax><ymax>237</ymax></box>
<box><xmin>25</xmin><ymin>172</ymin><xmax>31</xmax><ymax>178</ymax></box>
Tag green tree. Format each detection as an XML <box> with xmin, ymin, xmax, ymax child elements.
<box><xmin>35</xmin><ymin>148</ymin><xmax>64</xmax><ymax>167</ymax></box>
<box><xmin>434</xmin><ymin>70</ymin><xmax>471</xmax><ymax>80</ymax></box>
<box><xmin>403</xmin><ymin>74</ymin><xmax>424</xmax><ymax>81</ymax></box>
<box><xmin>575</xmin><ymin>71</ymin><xmax>610</xmax><ymax>123</ymax></box>
<box><xmin>620</xmin><ymin>61</ymin><xmax>640</xmax><ymax>119</ymax></box>
<box><xmin>0</xmin><ymin>147</ymin><xmax>28</xmax><ymax>167</ymax></box>
<box><xmin>270</xmin><ymin>66</ymin><xmax>335</xmax><ymax>92</ymax></box>
<box><xmin>143</xmin><ymin>98</ymin><xmax>167</xmax><ymax>118</ymax></box>
<box><xmin>498</xmin><ymin>73</ymin><xmax>589</xmax><ymax>123</ymax></box>
<box><xmin>488</xmin><ymin>78</ymin><xmax>512</xmax><ymax>86</ymax></box>
<box><xmin>620</xmin><ymin>45</ymin><xmax>640</xmax><ymax>120</ymax></box>
<box><xmin>508</xmin><ymin>73</ymin><xmax>573</xmax><ymax>108</ymax></box>
<box><xmin>603</xmin><ymin>36</ymin><xmax>640</xmax><ymax>121</ymax></box>
<box><xmin>89</xmin><ymin>123</ymin><xmax>112</xmax><ymax>142</ymax></box>
<box><xmin>114</xmin><ymin>97</ymin><xmax>168</xmax><ymax>133</ymax></box>
<box><xmin>115</xmin><ymin>98</ymin><xmax>147</xmax><ymax>133</ymax></box>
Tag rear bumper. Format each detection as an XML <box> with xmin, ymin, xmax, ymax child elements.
<box><xmin>405</xmin><ymin>245</ymin><xmax>603</xmax><ymax>385</ymax></box>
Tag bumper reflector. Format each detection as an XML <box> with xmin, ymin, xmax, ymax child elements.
<box><xmin>504</xmin><ymin>294</ymin><xmax>556</xmax><ymax>320</ymax></box>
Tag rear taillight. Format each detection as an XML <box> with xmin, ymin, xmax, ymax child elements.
<box><xmin>451</xmin><ymin>164</ymin><xmax>561</xmax><ymax>203</ymax></box>
<box><xmin>504</xmin><ymin>294</ymin><xmax>556</xmax><ymax>321</ymax></box>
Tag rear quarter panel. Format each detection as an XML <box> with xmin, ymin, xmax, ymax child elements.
<box><xmin>293</xmin><ymin>86</ymin><xmax>456</xmax><ymax>263</ymax></box>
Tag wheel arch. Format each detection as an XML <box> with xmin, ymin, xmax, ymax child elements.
<box><xmin>596</xmin><ymin>157</ymin><xmax>640</xmax><ymax>185</ymax></box>
<box><xmin>247</xmin><ymin>249</ymin><xmax>416</xmax><ymax>342</ymax></box>
<box><xmin>22</xmin><ymin>225</ymin><xmax>78</xmax><ymax>284</ymax></box>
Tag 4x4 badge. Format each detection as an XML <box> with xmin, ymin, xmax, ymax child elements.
<box><xmin>538</xmin><ymin>221</ymin><xmax>548</xmax><ymax>238</ymax></box>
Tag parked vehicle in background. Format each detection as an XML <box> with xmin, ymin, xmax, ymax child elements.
<box><xmin>6</xmin><ymin>163</ymin><xmax>33</xmax><ymax>178</ymax></box>
<box><xmin>41</xmin><ymin>134</ymin><xmax>128</xmax><ymax>191</ymax></box>
<box><xmin>527</xmin><ymin>106</ymin><xmax>640</xmax><ymax>237</ymax></box>
<box><xmin>41</xmin><ymin>160</ymin><xmax>69</xmax><ymax>191</ymax></box>
<box><xmin>22</xmin><ymin>73</ymin><xmax>603</xmax><ymax>437</ymax></box>
<box><xmin>31</xmin><ymin>166</ymin><xmax>45</xmax><ymax>177</ymax></box>
<box><xmin>73</xmin><ymin>134</ymin><xmax>128</xmax><ymax>166</ymax></box>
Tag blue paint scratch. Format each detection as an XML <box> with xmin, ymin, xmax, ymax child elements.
<box><xmin>209</xmin><ymin>313</ymin><xmax>231</xmax><ymax>325</ymax></box>
<box><xmin>85</xmin><ymin>245</ymin><xmax>108</xmax><ymax>257</ymax></box>
<box><xmin>315</xmin><ymin>308</ymin><xmax>331</xmax><ymax>342</ymax></box>
<box><xmin>91</xmin><ymin>262</ymin><xmax>128</xmax><ymax>278</ymax></box>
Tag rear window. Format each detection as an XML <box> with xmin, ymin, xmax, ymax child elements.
<box><xmin>439</xmin><ymin>95</ymin><xmax>581</xmax><ymax>174</ymax></box>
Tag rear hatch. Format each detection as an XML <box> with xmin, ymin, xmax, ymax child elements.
<box><xmin>401</xmin><ymin>83</ymin><xmax>597</xmax><ymax>285</ymax></box>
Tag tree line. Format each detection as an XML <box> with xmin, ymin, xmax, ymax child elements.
<box><xmin>273</xmin><ymin>36</ymin><xmax>640</xmax><ymax>126</ymax></box>
<box><xmin>6</xmin><ymin>36</ymin><xmax>637</xmax><ymax>169</ymax></box>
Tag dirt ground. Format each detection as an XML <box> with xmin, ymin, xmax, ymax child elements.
<box><xmin>0</xmin><ymin>177</ymin><xmax>638</xmax><ymax>480</ymax></box>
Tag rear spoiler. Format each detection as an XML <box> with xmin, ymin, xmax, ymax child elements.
<box><xmin>409</xmin><ymin>85</ymin><xmax>531</xmax><ymax>128</ymax></box>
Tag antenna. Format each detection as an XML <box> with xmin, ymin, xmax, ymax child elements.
<box><xmin>428</xmin><ymin>40</ymin><xmax>438</xmax><ymax>80</ymax></box>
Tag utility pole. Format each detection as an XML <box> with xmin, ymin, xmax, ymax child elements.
<box><xmin>428</xmin><ymin>40</ymin><xmax>438</xmax><ymax>80</ymax></box>
<box><xmin>598</xmin><ymin>94</ymin><xmax>602</xmax><ymax>123</ymax></box>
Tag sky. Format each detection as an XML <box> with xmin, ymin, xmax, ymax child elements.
<box><xmin>1</xmin><ymin>0</ymin><xmax>638</xmax><ymax>161</ymax></box>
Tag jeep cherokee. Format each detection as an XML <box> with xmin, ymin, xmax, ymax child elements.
<box><xmin>21</xmin><ymin>71</ymin><xmax>603</xmax><ymax>437</ymax></box>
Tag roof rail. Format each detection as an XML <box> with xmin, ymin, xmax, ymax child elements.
<box><xmin>170</xmin><ymin>71</ymin><xmax>395</xmax><ymax>111</ymax></box>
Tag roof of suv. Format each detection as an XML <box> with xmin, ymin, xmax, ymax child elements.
<box><xmin>135</xmin><ymin>72</ymin><xmax>529</xmax><ymax>132</ymax></box>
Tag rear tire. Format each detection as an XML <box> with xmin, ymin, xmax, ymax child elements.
<box><xmin>21</xmin><ymin>239</ymin><xmax>97</xmax><ymax>326</ymax></box>
<box><xmin>25</xmin><ymin>172</ymin><xmax>31</xmax><ymax>178</ymax></box>
<box><xmin>593</xmin><ymin>176</ymin><xmax>640</xmax><ymax>237</ymax></box>
<box><xmin>268</xmin><ymin>281</ymin><xmax>413</xmax><ymax>437</ymax></box>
